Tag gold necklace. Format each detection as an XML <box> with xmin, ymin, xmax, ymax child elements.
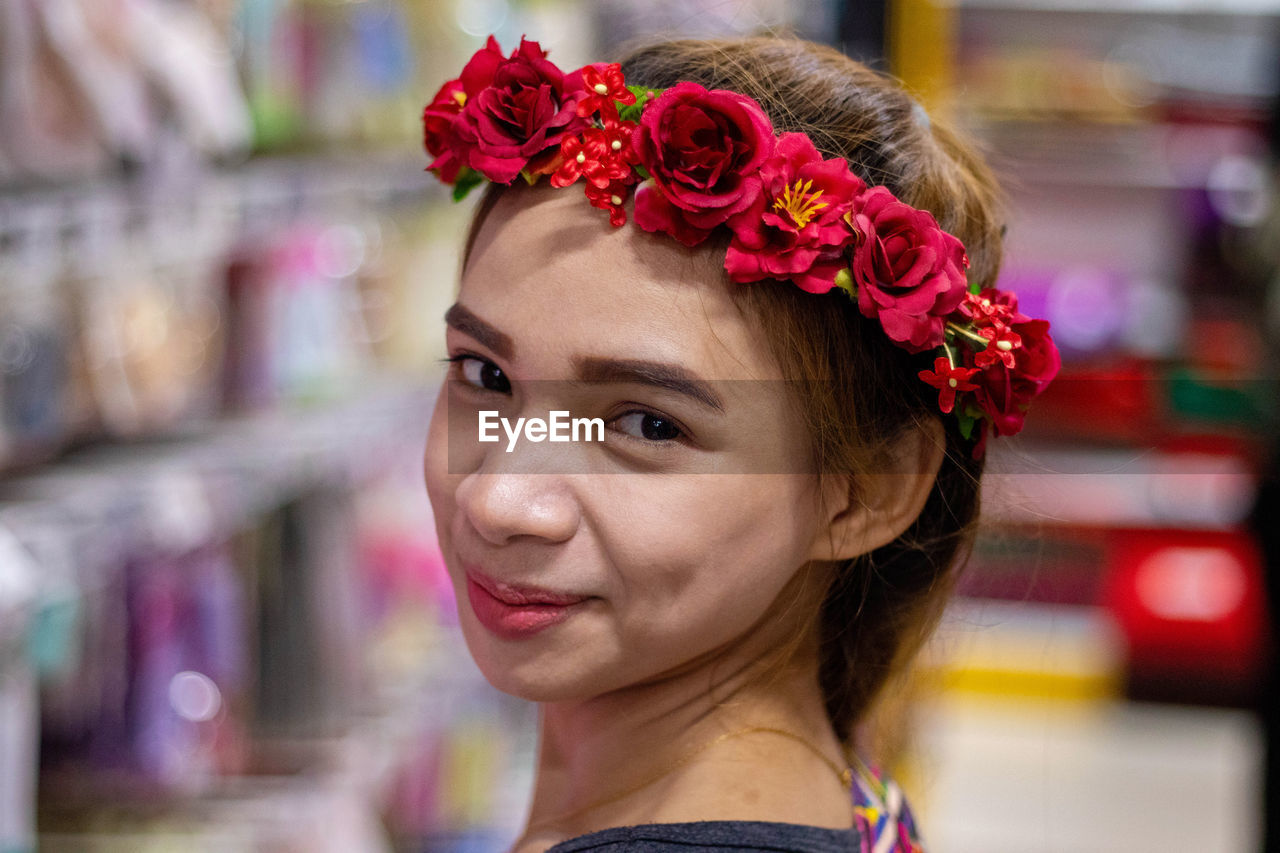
<box><xmin>516</xmin><ymin>725</ymin><xmax>853</xmax><ymax>844</ymax></box>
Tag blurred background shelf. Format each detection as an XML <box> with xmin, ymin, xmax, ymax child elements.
<box><xmin>0</xmin><ymin>379</ymin><xmax>437</xmax><ymax>558</ymax></box>
<box><xmin>916</xmin><ymin>694</ymin><xmax>1263</xmax><ymax>853</ymax></box>
<box><xmin>984</xmin><ymin>441</ymin><xmax>1258</xmax><ymax>529</ymax></box>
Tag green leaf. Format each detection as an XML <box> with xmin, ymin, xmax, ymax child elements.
<box><xmin>968</xmin><ymin>277</ymin><xmax>980</xmax><ymax>295</ymax></box>
<box><xmin>451</xmin><ymin>168</ymin><xmax>484</xmax><ymax>202</ymax></box>
<box><xmin>956</xmin><ymin>410</ymin><xmax>978</xmax><ymax>441</ymax></box>
<box><xmin>617</xmin><ymin>102</ymin><xmax>644</xmax><ymax>123</ymax></box>
<box><xmin>833</xmin><ymin>268</ymin><xmax>856</xmax><ymax>297</ymax></box>
<box><xmin>618</xmin><ymin>85</ymin><xmax>663</xmax><ymax>123</ymax></box>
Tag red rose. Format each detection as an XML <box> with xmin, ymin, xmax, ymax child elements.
<box><xmin>452</xmin><ymin>37</ymin><xmax>589</xmax><ymax>184</ymax></box>
<box><xmin>724</xmin><ymin>133</ymin><xmax>864</xmax><ymax>293</ymax></box>
<box><xmin>460</xmin><ymin>34</ymin><xmax>506</xmax><ymax>92</ymax></box>
<box><xmin>846</xmin><ymin>187</ymin><xmax>969</xmax><ymax>352</ymax></box>
<box><xmin>422</xmin><ymin>37</ymin><xmax>506</xmax><ymax>181</ymax></box>
<box><xmin>972</xmin><ymin>318</ymin><xmax>1061</xmax><ymax>436</ymax></box>
<box><xmin>423</xmin><ymin>78</ymin><xmax>468</xmax><ymax>182</ymax></box>
<box><xmin>632</xmin><ymin>82</ymin><xmax>775</xmax><ymax>246</ymax></box>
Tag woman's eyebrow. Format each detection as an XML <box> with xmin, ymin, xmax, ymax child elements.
<box><xmin>572</xmin><ymin>357</ymin><xmax>725</xmax><ymax>413</ymax></box>
<box><xmin>444</xmin><ymin>303</ymin><xmax>513</xmax><ymax>360</ymax></box>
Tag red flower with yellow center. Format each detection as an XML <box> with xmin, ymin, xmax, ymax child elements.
<box><xmin>773</xmin><ymin>178</ymin><xmax>830</xmax><ymax>229</ymax></box>
<box><xmin>725</xmin><ymin>133</ymin><xmax>864</xmax><ymax>293</ymax></box>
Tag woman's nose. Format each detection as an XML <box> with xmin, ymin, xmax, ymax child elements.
<box><xmin>455</xmin><ymin>467</ymin><xmax>581</xmax><ymax>547</ymax></box>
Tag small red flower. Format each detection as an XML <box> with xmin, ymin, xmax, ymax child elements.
<box><xmin>975</xmin><ymin>324</ymin><xmax>1022</xmax><ymax>368</ymax></box>
<box><xmin>571</xmin><ymin>63</ymin><xmax>635</xmax><ymax>118</ymax></box>
<box><xmin>591</xmin><ymin>116</ymin><xmax>638</xmax><ymax>186</ymax></box>
<box><xmin>918</xmin><ymin>357</ymin><xmax>979</xmax><ymax>414</ymax></box>
<box><xmin>551</xmin><ymin>117</ymin><xmax>638</xmax><ymax>190</ymax></box>
<box><xmin>551</xmin><ymin>131</ymin><xmax>608</xmax><ymax>187</ymax></box>
<box><xmin>962</xmin><ymin>292</ymin><xmax>999</xmax><ymax>321</ymax></box>
<box><xmin>584</xmin><ymin>179</ymin><xmax>633</xmax><ymax>227</ymax></box>
<box><xmin>601</xmin><ymin>115</ymin><xmax>637</xmax><ymax>153</ymax></box>
<box><xmin>961</xmin><ymin>288</ymin><xmax>1027</xmax><ymax>326</ymax></box>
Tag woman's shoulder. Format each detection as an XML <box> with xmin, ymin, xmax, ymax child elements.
<box><xmin>544</xmin><ymin>819</ymin><xmax>863</xmax><ymax>852</ymax></box>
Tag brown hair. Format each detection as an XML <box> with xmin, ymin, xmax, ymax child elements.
<box><xmin>616</xmin><ymin>38</ymin><xmax>1001</xmax><ymax>741</ymax></box>
<box><xmin>461</xmin><ymin>37</ymin><xmax>1002</xmax><ymax>743</ymax></box>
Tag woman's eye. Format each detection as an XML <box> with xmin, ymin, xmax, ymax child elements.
<box><xmin>613</xmin><ymin>411</ymin><xmax>683</xmax><ymax>442</ymax></box>
<box><xmin>452</xmin><ymin>355</ymin><xmax>510</xmax><ymax>394</ymax></box>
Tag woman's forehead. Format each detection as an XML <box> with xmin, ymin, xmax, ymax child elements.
<box><xmin>459</xmin><ymin>187</ymin><xmax>785</xmax><ymax>381</ymax></box>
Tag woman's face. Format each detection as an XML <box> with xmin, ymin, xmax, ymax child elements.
<box><xmin>424</xmin><ymin>185</ymin><xmax>834</xmax><ymax>702</ymax></box>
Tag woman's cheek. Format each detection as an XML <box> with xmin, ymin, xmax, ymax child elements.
<box><xmin>606</xmin><ymin>474</ymin><xmax>784</xmax><ymax>598</ymax></box>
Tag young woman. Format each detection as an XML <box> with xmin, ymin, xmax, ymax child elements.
<box><xmin>421</xmin><ymin>35</ymin><xmax>1059</xmax><ymax>853</ymax></box>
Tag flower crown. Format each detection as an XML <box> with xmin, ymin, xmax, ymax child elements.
<box><xmin>422</xmin><ymin>36</ymin><xmax>1060</xmax><ymax>454</ymax></box>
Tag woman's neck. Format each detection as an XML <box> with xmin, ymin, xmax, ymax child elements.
<box><xmin>513</xmin><ymin>620</ymin><xmax>855</xmax><ymax>851</ymax></box>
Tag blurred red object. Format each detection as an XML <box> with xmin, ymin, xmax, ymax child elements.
<box><xmin>1103</xmin><ymin>528</ymin><xmax>1267</xmax><ymax>691</ymax></box>
<box><xmin>1026</xmin><ymin>360</ymin><xmax>1164</xmax><ymax>443</ymax></box>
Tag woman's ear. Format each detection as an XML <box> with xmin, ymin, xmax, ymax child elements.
<box><xmin>807</xmin><ymin>418</ymin><xmax>946</xmax><ymax>563</ymax></box>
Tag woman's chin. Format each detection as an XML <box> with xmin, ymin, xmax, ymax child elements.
<box><xmin>457</xmin><ymin>613</ymin><xmax>610</xmax><ymax>704</ymax></box>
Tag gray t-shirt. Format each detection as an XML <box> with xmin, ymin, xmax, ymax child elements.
<box><xmin>546</xmin><ymin>820</ymin><xmax>864</xmax><ymax>851</ymax></box>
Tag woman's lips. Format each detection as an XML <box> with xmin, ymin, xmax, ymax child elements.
<box><xmin>464</xmin><ymin>568</ymin><xmax>590</xmax><ymax>640</ymax></box>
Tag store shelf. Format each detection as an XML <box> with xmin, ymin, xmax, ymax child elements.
<box><xmin>0</xmin><ymin>150</ymin><xmax>441</xmax><ymax>250</ymax></box>
<box><xmin>967</xmin><ymin>120</ymin><xmax>1269</xmax><ymax>191</ymax></box>
<box><xmin>0</xmin><ymin>378</ymin><xmax>438</xmax><ymax>581</ymax></box>
<box><xmin>983</xmin><ymin>442</ymin><xmax>1257</xmax><ymax>529</ymax></box>
<box><xmin>929</xmin><ymin>599</ymin><xmax>1125</xmax><ymax>702</ymax></box>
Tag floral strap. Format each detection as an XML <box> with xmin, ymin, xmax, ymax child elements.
<box><xmin>850</xmin><ymin>757</ymin><xmax>926</xmax><ymax>853</ymax></box>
